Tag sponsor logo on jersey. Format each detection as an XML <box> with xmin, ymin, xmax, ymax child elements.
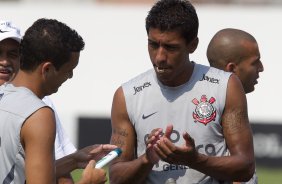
<box><xmin>192</xmin><ymin>95</ymin><xmax>216</xmax><ymax>125</ymax></box>
<box><xmin>163</xmin><ymin>164</ymin><xmax>189</xmax><ymax>171</ymax></box>
<box><xmin>142</xmin><ymin>112</ymin><xmax>157</xmax><ymax>119</ymax></box>
<box><xmin>133</xmin><ymin>81</ymin><xmax>151</xmax><ymax>95</ymax></box>
<box><xmin>0</xmin><ymin>29</ymin><xmax>9</xmax><ymax>33</ymax></box>
<box><xmin>200</xmin><ymin>74</ymin><xmax>219</xmax><ymax>84</ymax></box>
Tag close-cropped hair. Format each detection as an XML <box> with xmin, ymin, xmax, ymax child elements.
<box><xmin>20</xmin><ymin>18</ymin><xmax>85</xmax><ymax>71</ymax></box>
<box><xmin>145</xmin><ymin>0</ymin><xmax>199</xmax><ymax>44</ymax></box>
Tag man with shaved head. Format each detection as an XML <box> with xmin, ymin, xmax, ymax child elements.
<box><xmin>207</xmin><ymin>28</ymin><xmax>264</xmax><ymax>94</ymax></box>
<box><xmin>207</xmin><ymin>28</ymin><xmax>263</xmax><ymax>184</ymax></box>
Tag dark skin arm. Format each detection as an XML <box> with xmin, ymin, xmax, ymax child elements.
<box><xmin>153</xmin><ymin>74</ymin><xmax>255</xmax><ymax>181</ymax></box>
<box><xmin>109</xmin><ymin>87</ymin><xmax>156</xmax><ymax>184</ymax></box>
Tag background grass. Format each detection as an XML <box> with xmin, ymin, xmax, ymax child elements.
<box><xmin>72</xmin><ymin>167</ymin><xmax>110</xmax><ymax>184</ymax></box>
<box><xmin>72</xmin><ymin>166</ymin><xmax>282</xmax><ymax>184</ymax></box>
<box><xmin>256</xmin><ymin>166</ymin><xmax>282</xmax><ymax>184</ymax></box>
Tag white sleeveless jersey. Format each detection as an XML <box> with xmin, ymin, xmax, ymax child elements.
<box><xmin>122</xmin><ymin>63</ymin><xmax>232</xmax><ymax>184</ymax></box>
<box><xmin>42</xmin><ymin>96</ymin><xmax>76</xmax><ymax>160</ymax></box>
<box><xmin>0</xmin><ymin>83</ymin><xmax>48</xmax><ymax>184</ymax></box>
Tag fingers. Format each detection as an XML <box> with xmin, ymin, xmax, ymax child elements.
<box><xmin>98</xmin><ymin>170</ymin><xmax>107</xmax><ymax>184</ymax></box>
<box><xmin>183</xmin><ymin>132</ymin><xmax>195</xmax><ymax>147</ymax></box>
<box><xmin>146</xmin><ymin>128</ymin><xmax>163</xmax><ymax>147</ymax></box>
<box><xmin>89</xmin><ymin>160</ymin><xmax>96</xmax><ymax>168</ymax></box>
<box><xmin>100</xmin><ymin>144</ymin><xmax>118</xmax><ymax>151</ymax></box>
<box><xmin>164</xmin><ymin>124</ymin><xmax>173</xmax><ymax>138</ymax></box>
<box><xmin>154</xmin><ymin>137</ymin><xmax>175</xmax><ymax>162</ymax></box>
<box><xmin>146</xmin><ymin>125</ymin><xmax>174</xmax><ymax>162</ymax></box>
<box><xmin>82</xmin><ymin>160</ymin><xmax>96</xmax><ymax>174</ymax></box>
<box><xmin>89</xmin><ymin>144</ymin><xmax>117</xmax><ymax>154</ymax></box>
<box><xmin>146</xmin><ymin>145</ymin><xmax>160</xmax><ymax>164</ymax></box>
<box><xmin>147</xmin><ymin>125</ymin><xmax>172</xmax><ymax>147</ymax></box>
<box><xmin>82</xmin><ymin>160</ymin><xmax>107</xmax><ymax>184</ymax></box>
<box><xmin>85</xmin><ymin>145</ymin><xmax>114</xmax><ymax>164</ymax></box>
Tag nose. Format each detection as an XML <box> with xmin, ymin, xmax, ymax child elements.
<box><xmin>258</xmin><ymin>60</ymin><xmax>264</xmax><ymax>73</ymax></box>
<box><xmin>0</xmin><ymin>55</ymin><xmax>9</xmax><ymax>66</ymax></box>
<box><xmin>155</xmin><ymin>47</ymin><xmax>167</xmax><ymax>65</ymax></box>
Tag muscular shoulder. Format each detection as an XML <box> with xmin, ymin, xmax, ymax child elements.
<box><xmin>21</xmin><ymin>107</ymin><xmax>56</xmax><ymax>144</ymax></box>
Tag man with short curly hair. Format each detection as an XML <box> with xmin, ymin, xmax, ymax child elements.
<box><xmin>0</xmin><ymin>19</ymin><xmax>114</xmax><ymax>184</ymax></box>
<box><xmin>109</xmin><ymin>1</ymin><xmax>255</xmax><ymax>183</ymax></box>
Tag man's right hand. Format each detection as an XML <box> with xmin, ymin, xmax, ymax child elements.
<box><xmin>78</xmin><ymin>160</ymin><xmax>107</xmax><ymax>184</ymax></box>
<box><xmin>75</xmin><ymin>144</ymin><xmax>117</xmax><ymax>169</ymax></box>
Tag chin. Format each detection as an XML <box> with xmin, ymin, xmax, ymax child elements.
<box><xmin>0</xmin><ymin>76</ymin><xmax>10</xmax><ymax>84</ymax></box>
<box><xmin>0</xmin><ymin>79</ymin><xmax>5</xmax><ymax>85</ymax></box>
<box><xmin>245</xmin><ymin>88</ymin><xmax>255</xmax><ymax>94</ymax></box>
<box><xmin>48</xmin><ymin>89</ymin><xmax>59</xmax><ymax>96</ymax></box>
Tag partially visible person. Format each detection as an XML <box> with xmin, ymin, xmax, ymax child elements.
<box><xmin>0</xmin><ymin>21</ymin><xmax>20</xmax><ymax>84</ymax></box>
<box><xmin>0</xmin><ymin>19</ymin><xmax>117</xmax><ymax>184</ymax></box>
<box><xmin>207</xmin><ymin>28</ymin><xmax>264</xmax><ymax>184</ymax></box>
<box><xmin>109</xmin><ymin>0</ymin><xmax>254</xmax><ymax>184</ymax></box>
<box><xmin>0</xmin><ymin>18</ymin><xmax>110</xmax><ymax>184</ymax></box>
<box><xmin>207</xmin><ymin>28</ymin><xmax>264</xmax><ymax>94</ymax></box>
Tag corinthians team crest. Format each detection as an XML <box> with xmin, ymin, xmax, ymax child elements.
<box><xmin>192</xmin><ymin>95</ymin><xmax>216</xmax><ymax>125</ymax></box>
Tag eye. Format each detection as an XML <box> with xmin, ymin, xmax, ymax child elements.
<box><xmin>164</xmin><ymin>45</ymin><xmax>178</xmax><ymax>51</ymax></box>
<box><xmin>8</xmin><ymin>51</ymin><xmax>19</xmax><ymax>59</ymax></box>
<box><xmin>148</xmin><ymin>40</ymin><xmax>159</xmax><ymax>49</ymax></box>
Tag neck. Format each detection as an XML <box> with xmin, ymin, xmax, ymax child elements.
<box><xmin>11</xmin><ymin>70</ymin><xmax>44</xmax><ymax>99</ymax></box>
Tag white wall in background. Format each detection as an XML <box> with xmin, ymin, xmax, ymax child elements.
<box><xmin>1</xmin><ymin>2</ymin><xmax>281</xmax><ymax>146</ymax></box>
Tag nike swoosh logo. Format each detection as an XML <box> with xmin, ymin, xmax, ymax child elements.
<box><xmin>142</xmin><ymin>112</ymin><xmax>157</xmax><ymax>119</ymax></box>
<box><xmin>0</xmin><ymin>30</ymin><xmax>9</xmax><ymax>33</ymax></box>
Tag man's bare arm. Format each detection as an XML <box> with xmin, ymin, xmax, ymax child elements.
<box><xmin>109</xmin><ymin>87</ymin><xmax>154</xmax><ymax>184</ymax></box>
<box><xmin>22</xmin><ymin>107</ymin><xmax>56</xmax><ymax>184</ymax></box>
<box><xmin>190</xmin><ymin>74</ymin><xmax>255</xmax><ymax>181</ymax></box>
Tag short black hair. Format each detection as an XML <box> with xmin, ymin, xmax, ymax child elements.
<box><xmin>145</xmin><ymin>0</ymin><xmax>199</xmax><ymax>44</ymax></box>
<box><xmin>20</xmin><ymin>18</ymin><xmax>85</xmax><ymax>71</ymax></box>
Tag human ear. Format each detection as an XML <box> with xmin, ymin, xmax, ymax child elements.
<box><xmin>188</xmin><ymin>37</ymin><xmax>199</xmax><ymax>53</ymax></box>
<box><xmin>225</xmin><ymin>62</ymin><xmax>237</xmax><ymax>73</ymax></box>
<box><xmin>41</xmin><ymin>62</ymin><xmax>54</xmax><ymax>79</ymax></box>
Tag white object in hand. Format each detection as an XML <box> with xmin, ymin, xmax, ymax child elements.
<box><xmin>95</xmin><ymin>148</ymin><xmax>122</xmax><ymax>169</ymax></box>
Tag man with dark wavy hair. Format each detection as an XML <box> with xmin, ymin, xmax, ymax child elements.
<box><xmin>0</xmin><ymin>19</ymin><xmax>117</xmax><ymax>184</ymax></box>
<box><xmin>0</xmin><ymin>18</ymin><xmax>108</xmax><ymax>184</ymax></box>
<box><xmin>109</xmin><ymin>0</ymin><xmax>255</xmax><ymax>183</ymax></box>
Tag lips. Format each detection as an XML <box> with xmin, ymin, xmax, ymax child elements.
<box><xmin>254</xmin><ymin>76</ymin><xmax>259</xmax><ymax>85</ymax></box>
<box><xmin>0</xmin><ymin>67</ymin><xmax>13</xmax><ymax>81</ymax></box>
<box><xmin>0</xmin><ymin>67</ymin><xmax>13</xmax><ymax>74</ymax></box>
<box><xmin>156</xmin><ymin>66</ymin><xmax>170</xmax><ymax>74</ymax></box>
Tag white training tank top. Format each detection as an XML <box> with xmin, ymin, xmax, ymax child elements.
<box><xmin>0</xmin><ymin>83</ymin><xmax>47</xmax><ymax>184</ymax></box>
<box><xmin>42</xmin><ymin>96</ymin><xmax>77</xmax><ymax>160</ymax></box>
<box><xmin>122</xmin><ymin>63</ymin><xmax>232</xmax><ymax>184</ymax></box>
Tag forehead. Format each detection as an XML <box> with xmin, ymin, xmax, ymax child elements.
<box><xmin>0</xmin><ymin>38</ymin><xmax>20</xmax><ymax>48</ymax></box>
<box><xmin>148</xmin><ymin>28</ymin><xmax>184</xmax><ymax>43</ymax></box>
<box><xmin>241</xmin><ymin>40</ymin><xmax>260</xmax><ymax>58</ymax></box>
